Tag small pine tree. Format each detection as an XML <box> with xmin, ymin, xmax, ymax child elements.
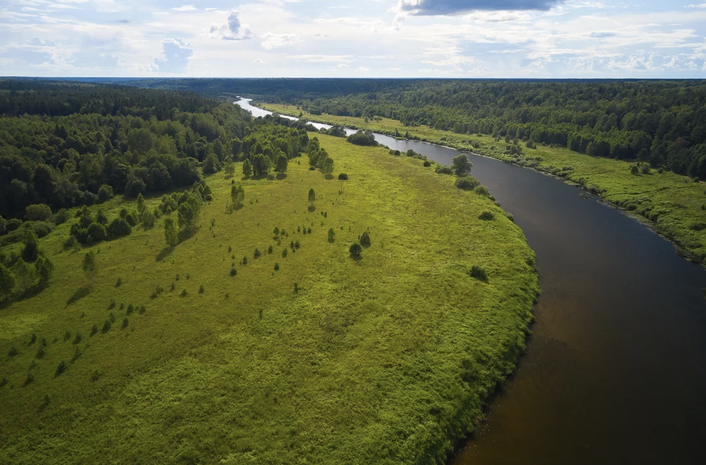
<box><xmin>164</xmin><ymin>218</ymin><xmax>178</xmax><ymax>248</ymax></box>
<box><xmin>308</xmin><ymin>188</ymin><xmax>316</xmax><ymax>203</ymax></box>
<box><xmin>242</xmin><ymin>159</ymin><xmax>253</xmax><ymax>177</ymax></box>
<box><xmin>360</xmin><ymin>231</ymin><xmax>371</xmax><ymax>247</ymax></box>
<box><xmin>349</xmin><ymin>243</ymin><xmax>362</xmax><ymax>258</ymax></box>
<box><xmin>137</xmin><ymin>193</ymin><xmax>145</xmax><ymax>213</ymax></box>
<box><xmin>328</xmin><ymin>228</ymin><xmax>335</xmax><ymax>243</ymax></box>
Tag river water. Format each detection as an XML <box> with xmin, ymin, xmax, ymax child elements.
<box><xmin>235</xmin><ymin>99</ymin><xmax>706</xmax><ymax>464</ymax></box>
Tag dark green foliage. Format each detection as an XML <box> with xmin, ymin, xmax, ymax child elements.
<box><xmin>328</xmin><ymin>228</ymin><xmax>335</xmax><ymax>242</ymax></box>
<box><xmin>122</xmin><ymin>318</ymin><xmax>129</xmax><ymax>329</ymax></box>
<box><xmin>22</xmin><ymin>230</ymin><xmax>39</xmax><ymax>262</ymax></box>
<box><xmin>347</xmin><ymin>130</ymin><xmax>378</xmax><ymax>146</ymax></box>
<box><xmin>24</xmin><ymin>372</ymin><xmax>34</xmax><ymax>386</ymax></box>
<box><xmin>631</xmin><ymin>165</ymin><xmax>639</xmax><ymax>175</ymax></box>
<box><xmin>423</xmin><ymin>161</ymin><xmax>431</xmax><ymax>167</ymax></box>
<box><xmin>230</xmin><ymin>266</ymin><xmax>237</xmax><ymax>277</ymax></box>
<box><xmin>435</xmin><ymin>165</ymin><xmax>454</xmax><ymax>175</ymax></box>
<box><xmin>338</xmin><ymin>173</ymin><xmax>348</xmax><ymax>180</ymax></box>
<box><xmin>30</xmin><ymin>333</ymin><xmax>37</xmax><ymax>345</ymax></box>
<box><xmin>470</xmin><ymin>266</ymin><xmax>488</xmax><ymax>282</ymax></box>
<box><xmin>474</xmin><ymin>185</ymin><xmax>490</xmax><ymax>196</ymax></box>
<box><xmin>455</xmin><ymin>176</ymin><xmax>481</xmax><ymax>191</ymax></box>
<box><xmin>90</xmin><ymin>325</ymin><xmax>98</xmax><ymax>336</ymax></box>
<box><xmin>452</xmin><ymin>154</ymin><xmax>473</xmax><ymax>177</ymax></box>
<box><xmin>199</xmin><ymin>285</ymin><xmax>205</xmax><ymax>294</ymax></box>
<box><xmin>24</xmin><ymin>204</ymin><xmax>52</xmax><ymax>222</ymax></box>
<box><xmin>242</xmin><ymin>256</ymin><xmax>248</xmax><ymax>265</ymax></box>
<box><xmin>73</xmin><ymin>333</ymin><xmax>82</xmax><ymax>345</ymax></box>
<box><xmin>180</xmin><ymin>289</ymin><xmax>188</xmax><ymax>297</ymax></box>
<box><xmin>107</xmin><ymin>218</ymin><xmax>132</xmax><ymax>239</ymax></box>
<box><xmin>102</xmin><ymin>320</ymin><xmax>111</xmax><ymax>333</ymax></box>
<box><xmin>97</xmin><ymin>185</ymin><xmax>114</xmax><ymax>203</ymax></box>
<box><xmin>274</xmin><ymin>263</ymin><xmax>280</xmax><ymax>271</ymax></box>
<box><xmin>360</xmin><ymin>231</ymin><xmax>371</xmax><ymax>247</ymax></box>
<box><xmin>479</xmin><ymin>211</ymin><xmax>495</xmax><ymax>221</ymax></box>
<box><xmin>282</xmin><ymin>248</ymin><xmax>288</xmax><ymax>258</ymax></box>
<box><xmin>268</xmin><ymin>245</ymin><xmax>273</xmax><ymax>254</ymax></box>
<box><xmin>0</xmin><ymin>263</ymin><xmax>16</xmax><ymax>299</ymax></box>
<box><xmin>64</xmin><ymin>331</ymin><xmax>71</xmax><ymax>341</ymax></box>
<box><xmin>294</xmin><ymin>283</ymin><xmax>299</xmax><ymax>293</ymax></box>
<box><xmin>36</xmin><ymin>346</ymin><xmax>45</xmax><ymax>359</ymax></box>
<box><xmin>8</xmin><ymin>347</ymin><xmax>18</xmax><ymax>357</ymax></box>
<box><xmin>203</xmin><ymin>153</ymin><xmax>221</xmax><ymax>174</ymax></box>
<box><xmin>254</xmin><ymin>249</ymin><xmax>261</xmax><ymax>259</ymax></box>
<box><xmin>349</xmin><ymin>243</ymin><xmax>363</xmax><ymax>258</ymax></box>
<box><xmin>55</xmin><ymin>361</ymin><xmax>67</xmax><ymax>377</ymax></box>
<box><xmin>87</xmin><ymin>223</ymin><xmax>107</xmax><ymax>242</ymax></box>
<box><xmin>308</xmin><ymin>188</ymin><xmax>316</xmax><ymax>203</ymax></box>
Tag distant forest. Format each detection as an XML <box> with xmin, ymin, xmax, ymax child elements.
<box><xmin>113</xmin><ymin>78</ymin><xmax>706</xmax><ymax>179</ymax></box>
<box><xmin>0</xmin><ymin>80</ymin><xmax>312</xmax><ymax>220</ymax></box>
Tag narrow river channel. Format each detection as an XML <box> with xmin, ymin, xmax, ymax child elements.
<box><xmin>235</xmin><ymin>99</ymin><xmax>706</xmax><ymax>465</ymax></box>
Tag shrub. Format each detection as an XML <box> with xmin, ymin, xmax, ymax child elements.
<box><xmin>631</xmin><ymin>165</ymin><xmax>639</xmax><ymax>175</ymax></box>
<box><xmin>64</xmin><ymin>330</ymin><xmax>71</xmax><ymax>341</ymax></box>
<box><xmin>24</xmin><ymin>372</ymin><xmax>34</xmax><ymax>386</ymax></box>
<box><xmin>347</xmin><ymin>131</ymin><xmax>378</xmax><ymax>146</ymax></box>
<box><xmin>423</xmin><ymin>161</ymin><xmax>431</xmax><ymax>167</ymax></box>
<box><xmin>242</xmin><ymin>256</ymin><xmax>248</xmax><ymax>265</ymax></box>
<box><xmin>435</xmin><ymin>165</ymin><xmax>454</xmax><ymax>175</ymax></box>
<box><xmin>36</xmin><ymin>346</ymin><xmax>46</xmax><ymax>359</ymax></box>
<box><xmin>199</xmin><ymin>285</ymin><xmax>205</xmax><ymax>294</ymax></box>
<box><xmin>268</xmin><ymin>245</ymin><xmax>273</xmax><ymax>254</ymax></box>
<box><xmin>32</xmin><ymin>221</ymin><xmax>53</xmax><ymax>238</ymax></box>
<box><xmin>349</xmin><ymin>243</ymin><xmax>363</xmax><ymax>258</ymax></box>
<box><xmin>230</xmin><ymin>266</ymin><xmax>237</xmax><ymax>277</ymax></box>
<box><xmin>25</xmin><ymin>204</ymin><xmax>52</xmax><ymax>222</ymax></box>
<box><xmin>107</xmin><ymin>218</ymin><xmax>131</xmax><ymax>238</ymax></box>
<box><xmin>328</xmin><ymin>228</ymin><xmax>335</xmax><ymax>243</ymax></box>
<box><xmin>282</xmin><ymin>248</ymin><xmax>288</xmax><ymax>258</ymax></box>
<box><xmin>474</xmin><ymin>185</ymin><xmax>490</xmax><ymax>196</ymax></box>
<box><xmin>455</xmin><ymin>176</ymin><xmax>481</xmax><ymax>191</ymax></box>
<box><xmin>125</xmin><ymin>212</ymin><xmax>138</xmax><ymax>227</ymax></box>
<box><xmin>470</xmin><ymin>266</ymin><xmax>488</xmax><ymax>282</ymax></box>
<box><xmin>91</xmin><ymin>369</ymin><xmax>103</xmax><ymax>382</ymax></box>
<box><xmin>97</xmin><ymin>184</ymin><xmax>114</xmax><ymax>203</ymax></box>
<box><xmin>274</xmin><ymin>263</ymin><xmax>280</xmax><ymax>271</ymax></box>
<box><xmin>180</xmin><ymin>289</ymin><xmax>188</xmax><ymax>297</ymax></box>
<box><xmin>7</xmin><ymin>218</ymin><xmax>22</xmax><ymax>232</ymax></box>
<box><xmin>56</xmin><ymin>361</ymin><xmax>67</xmax><ymax>377</ymax></box>
<box><xmin>479</xmin><ymin>211</ymin><xmax>495</xmax><ymax>221</ymax></box>
<box><xmin>338</xmin><ymin>173</ymin><xmax>349</xmax><ymax>180</ymax></box>
<box><xmin>73</xmin><ymin>332</ymin><xmax>82</xmax><ymax>345</ymax></box>
<box><xmin>122</xmin><ymin>318</ymin><xmax>129</xmax><ymax>329</ymax></box>
<box><xmin>87</xmin><ymin>223</ymin><xmax>107</xmax><ymax>242</ymax></box>
<box><xmin>91</xmin><ymin>325</ymin><xmax>98</xmax><ymax>336</ymax></box>
<box><xmin>102</xmin><ymin>320</ymin><xmax>111</xmax><ymax>333</ymax></box>
<box><xmin>360</xmin><ymin>231</ymin><xmax>371</xmax><ymax>247</ymax></box>
<box><xmin>8</xmin><ymin>347</ymin><xmax>18</xmax><ymax>357</ymax></box>
<box><xmin>54</xmin><ymin>209</ymin><xmax>69</xmax><ymax>225</ymax></box>
<box><xmin>254</xmin><ymin>248</ymin><xmax>261</xmax><ymax>259</ymax></box>
<box><xmin>294</xmin><ymin>283</ymin><xmax>299</xmax><ymax>293</ymax></box>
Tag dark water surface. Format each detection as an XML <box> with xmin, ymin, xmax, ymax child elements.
<box><xmin>237</xmin><ymin>100</ymin><xmax>706</xmax><ymax>465</ymax></box>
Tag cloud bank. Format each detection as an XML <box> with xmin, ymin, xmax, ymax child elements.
<box><xmin>397</xmin><ymin>0</ymin><xmax>563</xmax><ymax>15</ymax></box>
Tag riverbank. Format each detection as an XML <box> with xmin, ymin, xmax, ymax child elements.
<box><xmin>0</xmin><ymin>134</ymin><xmax>538</xmax><ymax>464</ymax></box>
<box><xmin>261</xmin><ymin>102</ymin><xmax>706</xmax><ymax>265</ymax></box>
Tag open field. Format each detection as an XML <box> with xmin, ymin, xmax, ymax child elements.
<box><xmin>263</xmin><ymin>103</ymin><xmax>706</xmax><ymax>264</ymax></box>
<box><xmin>0</xmin><ymin>134</ymin><xmax>538</xmax><ymax>464</ymax></box>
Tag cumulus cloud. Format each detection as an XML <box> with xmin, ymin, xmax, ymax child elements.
<box><xmin>153</xmin><ymin>38</ymin><xmax>192</xmax><ymax>73</ymax></box>
<box><xmin>261</xmin><ymin>33</ymin><xmax>301</xmax><ymax>50</ymax></box>
<box><xmin>211</xmin><ymin>10</ymin><xmax>251</xmax><ymax>41</ymax></box>
<box><xmin>397</xmin><ymin>0</ymin><xmax>563</xmax><ymax>16</ymax></box>
<box><xmin>173</xmin><ymin>5</ymin><xmax>197</xmax><ymax>12</ymax></box>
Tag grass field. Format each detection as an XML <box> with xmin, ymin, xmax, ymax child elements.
<box><xmin>0</xmin><ymin>134</ymin><xmax>538</xmax><ymax>464</ymax></box>
<box><xmin>263</xmin><ymin>103</ymin><xmax>706</xmax><ymax>264</ymax></box>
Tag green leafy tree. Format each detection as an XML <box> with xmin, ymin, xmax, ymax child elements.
<box><xmin>224</xmin><ymin>162</ymin><xmax>235</xmax><ymax>178</ymax></box>
<box><xmin>83</xmin><ymin>251</ymin><xmax>97</xmax><ymax>285</ymax></box>
<box><xmin>452</xmin><ymin>154</ymin><xmax>473</xmax><ymax>177</ymax></box>
<box><xmin>137</xmin><ymin>193</ymin><xmax>145</xmax><ymax>213</ymax></box>
<box><xmin>164</xmin><ymin>218</ymin><xmax>178</xmax><ymax>248</ymax></box>
<box><xmin>328</xmin><ymin>228</ymin><xmax>335</xmax><ymax>243</ymax></box>
<box><xmin>276</xmin><ymin>154</ymin><xmax>288</xmax><ymax>174</ymax></box>
<box><xmin>178</xmin><ymin>195</ymin><xmax>201</xmax><ymax>231</ymax></box>
<box><xmin>203</xmin><ymin>152</ymin><xmax>221</xmax><ymax>174</ymax></box>
<box><xmin>0</xmin><ymin>264</ymin><xmax>15</xmax><ymax>300</ymax></box>
<box><xmin>322</xmin><ymin>158</ymin><xmax>334</xmax><ymax>176</ymax></box>
<box><xmin>242</xmin><ymin>159</ymin><xmax>253</xmax><ymax>177</ymax></box>
<box><xmin>308</xmin><ymin>188</ymin><xmax>316</xmax><ymax>203</ymax></box>
<box><xmin>231</xmin><ymin>184</ymin><xmax>245</xmax><ymax>207</ymax></box>
<box><xmin>25</xmin><ymin>204</ymin><xmax>52</xmax><ymax>222</ymax></box>
<box><xmin>13</xmin><ymin>258</ymin><xmax>35</xmax><ymax>292</ymax></box>
<box><xmin>35</xmin><ymin>255</ymin><xmax>54</xmax><ymax>287</ymax></box>
<box><xmin>22</xmin><ymin>230</ymin><xmax>40</xmax><ymax>263</ymax></box>
<box><xmin>360</xmin><ymin>231</ymin><xmax>371</xmax><ymax>247</ymax></box>
<box><xmin>349</xmin><ymin>243</ymin><xmax>362</xmax><ymax>258</ymax></box>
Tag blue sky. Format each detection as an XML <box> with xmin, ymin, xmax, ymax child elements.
<box><xmin>1</xmin><ymin>0</ymin><xmax>706</xmax><ymax>77</ymax></box>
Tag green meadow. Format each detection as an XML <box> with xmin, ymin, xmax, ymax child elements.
<box><xmin>0</xmin><ymin>134</ymin><xmax>538</xmax><ymax>464</ymax></box>
<box><xmin>263</xmin><ymin>103</ymin><xmax>706</xmax><ymax>263</ymax></box>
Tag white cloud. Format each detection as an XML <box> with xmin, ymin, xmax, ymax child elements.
<box><xmin>261</xmin><ymin>33</ymin><xmax>301</xmax><ymax>49</ymax></box>
<box><xmin>172</xmin><ymin>5</ymin><xmax>197</xmax><ymax>12</ymax></box>
<box><xmin>153</xmin><ymin>38</ymin><xmax>192</xmax><ymax>74</ymax></box>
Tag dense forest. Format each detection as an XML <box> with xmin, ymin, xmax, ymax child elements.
<box><xmin>110</xmin><ymin>78</ymin><xmax>706</xmax><ymax>179</ymax></box>
<box><xmin>0</xmin><ymin>80</ymin><xmax>315</xmax><ymax>222</ymax></box>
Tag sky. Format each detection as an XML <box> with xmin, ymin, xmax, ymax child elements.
<box><xmin>1</xmin><ymin>0</ymin><xmax>706</xmax><ymax>78</ymax></box>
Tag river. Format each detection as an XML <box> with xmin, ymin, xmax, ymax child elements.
<box><xmin>235</xmin><ymin>98</ymin><xmax>706</xmax><ymax>464</ymax></box>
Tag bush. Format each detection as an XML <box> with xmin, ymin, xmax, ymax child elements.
<box><xmin>8</xmin><ymin>347</ymin><xmax>18</xmax><ymax>357</ymax></box>
<box><xmin>338</xmin><ymin>173</ymin><xmax>349</xmax><ymax>180</ymax></box>
<box><xmin>87</xmin><ymin>223</ymin><xmax>107</xmax><ymax>242</ymax></box>
<box><xmin>349</xmin><ymin>243</ymin><xmax>363</xmax><ymax>258</ymax></box>
<box><xmin>469</xmin><ymin>266</ymin><xmax>488</xmax><ymax>282</ymax></box>
<box><xmin>199</xmin><ymin>285</ymin><xmax>204</xmax><ymax>294</ymax></box>
<box><xmin>122</xmin><ymin>318</ymin><xmax>129</xmax><ymax>329</ymax></box>
<box><xmin>479</xmin><ymin>211</ymin><xmax>495</xmax><ymax>221</ymax></box>
<box><xmin>254</xmin><ymin>249</ymin><xmax>261</xmax><ymax>259</ymax></box>
<box><xmin>102</xmin><ymin>320</ymin><xmax>112</xmax><ymax>333</ymax></box>
<box><xmin>54</xmin><ymin>209</ymin><xmax>69</xmax><ymax>225</ymax></box>
<box><xmin>125</xmin><ymin>178</ymin><xmax>146</xmax><ymax>198</ymax></box>
<box><xmin>180</xmin><ymin>289</ymin><xmax>188</xmax><ymax>297</ymax></box>
<box><xmin>282</xmin><ymin>248</ymin><xmax>288</xmax><ymax>258</ymax></box>
<box><xmin>455</xmin><ymin>176</ymin><xmax>480</xmax><ymax>191</ymax></box>
<box><xmin>56</xmin><ymin>361</ymin><xmax>67</xmax><ymax>377</ymax></box>
<box><xmin>107</xmin><ymin>218</ymin><xmax>131</xmax><ymax>238</ymax></box>
<box><xmin>347</xmin><ymin>131</ymin><xmax>378</xmax><ymax>146</ymax></box>
<box><xmin>6</xmin><ymin>219</ymin><xmax>22</xmax><ymax>232</ymax></box>
<box><xmin>230</xmin><ymin>266</ymin><xmax>237</xmax><ymax>277</ymax></box>
<box><xmin>125</xmin><ymin>212</ymin><xmax>138</xmax><ymax>227</ymax></box>
<box><xmin>25</xmin><ymin>204</ymin><xmax>52</xmax><ymax>222</ymax></box>
<box><xmin>274</xmin><ymin>263</ymin><xmax>280</xmax><ymax>271</ymax></box>
<box><xmin>32</xmin><ymin>221</ymin><xmax>53</xmax><ymax>238</ymax></box>
<box><xmin>435</xmin><ymin>165</ymin><xmax>453</xmax><ymax>175</ymax></box>
<box><xmin>360</xmin><ymin>231</ymin><xmax>371</xmax><ymax>247</ymax></box>
<box><xmin>474</xmin><ymin>185</ymin><xmax>490</xmax><ymax>196</ymax></box>
<box><xmin>423</xmin><ymin>161</ymin><xmax>431</xmax><ymax>167</ymax></box>
<box><xmin>97</xmin><ymin>184</ymin><xmax>114</xmax><ymax>203</ymax></box>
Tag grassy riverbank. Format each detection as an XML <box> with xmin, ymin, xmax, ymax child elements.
<box><xmin>0</xmin><ymin>134</ymin><xmax>538</xmax><ymax>464</ymax></box>
<box><xmin>263</xmin><ymin>103</ymin><xmax>706</xmax><ymax>264</ymax></box>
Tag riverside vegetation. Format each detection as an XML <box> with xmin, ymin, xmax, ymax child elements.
<box><xmin>260</xmin><ymin>99</ymin><xmax>706</xmax><ymax>264</ymax></box>
<box><xmin>0</xmin><ymin>81</ymin><xmax>538</xmax><ymax>464</ymax></box>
